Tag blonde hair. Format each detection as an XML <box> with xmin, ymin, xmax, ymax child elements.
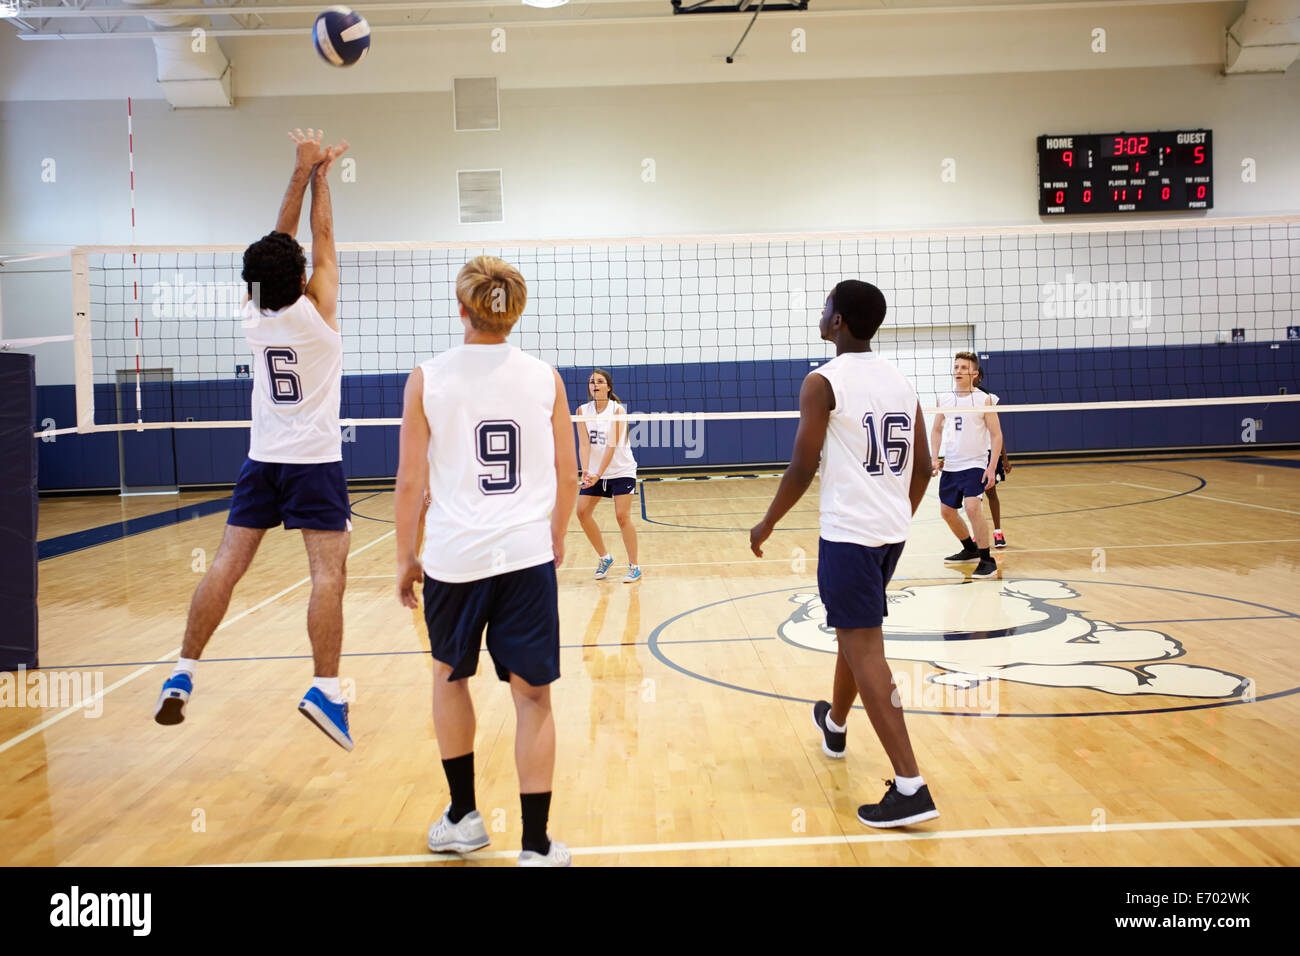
<box><xmin>456</xmin><ymin>255</ymin><xmax>527</xmax><ymax>335</ymax></box>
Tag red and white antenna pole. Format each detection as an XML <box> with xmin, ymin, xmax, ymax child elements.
<box><xmin>129</xmin><ymin>97</ymin><xmax>142</xmax><ymax>427</ymax></box>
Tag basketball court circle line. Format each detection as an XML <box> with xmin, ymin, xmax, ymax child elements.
<box><xmin>0</xmin><ymin>529</ymin><xmax>397</xmax><ymax>756</ymax></box>
<box><xmin>214</xmin><ymin>816</ymin><xmax>1300</xmax><ymax>866</ymax></box>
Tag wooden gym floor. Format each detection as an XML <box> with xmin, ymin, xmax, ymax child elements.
<box><xmin>3</xmin><ymin>451</ymin><xmax>1298</xmax><ymax>866</ymax></box>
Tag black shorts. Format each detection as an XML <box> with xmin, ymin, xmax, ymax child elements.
<box><xmin>579</xmin><ymin>476</ymin><xmax>636</xmax><ymax>498</ymax></box>
<box><xmin>939</xmin><ymin>467</ymin><xmax>987</xmax><ymax>509</ymax></box>
<box><xmin>816</xmin><ymin>538</ymin><xmax>906</xmax><ymax>630</ymax></box>
<box><xmin>227</xmin><ymin>458</ymin><xmax>352</xmax><ymax>532</ymax></box>
<box><xmin>422</xmin><ymin>561</ymin><xmax>560</xmax><ymax>686</ymax></box>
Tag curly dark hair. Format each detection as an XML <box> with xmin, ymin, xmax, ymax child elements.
<box><xmin>242</xmin><ymin>231</ymin><xmax>306</xmax><ymax>312</ymax></box>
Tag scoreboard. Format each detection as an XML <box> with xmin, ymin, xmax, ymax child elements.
<box><xmin>1037</xmin><ymin>130</ymin><xmax>1212</xmax><ymax>215</ymax></box>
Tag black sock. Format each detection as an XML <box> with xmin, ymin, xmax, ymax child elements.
<box><xmin>979</xmin><ymin>547</ymin><xmax>991</xmax><ymax>559</ymax></box>
<box><xmin>442</xmin><ymin>753</ymin><xmax>475</xmax><ymax>824</ymax></box>
<box><xmin>520</xmin><ymin>791</ymin><xmax>552</xmax><ymax>855</ymax></box>
<box><xmin>961</xmin><ymin>537</ymin><xmax>976</xmax><ymax>551</ymax></box>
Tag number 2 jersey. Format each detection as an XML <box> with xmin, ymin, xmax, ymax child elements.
<box><xmin>938</xmin><ymin>388</ymin><xmax>993</xmax><ymax>471</ymax></box>
<box><xmin>812</xmin><ymin>351</ymin><xmax>919</xmax><ymax>548</ymax></box>
<box><xmin>242</xmin><ymin>295</ymin><xmax>343</xmax><ymax>464</ymax></box>
<box><xmin>418</xmin><ymin>343</ymin><xmax>558</xmax><ymax>583</ymax></box>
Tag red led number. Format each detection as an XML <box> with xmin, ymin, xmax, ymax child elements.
<box><xmin>1063</xmin><ymin>151</ymin><xmax>1073</xmax><ymax>167</ymax></box>
<box><xmin>1083</xmin><ymin>189</ymin><xmax>1092</xmax><ymax>203</ymax></box>
<box><xmin>1197</xmin><ymin>185</ymin><xmax>1206</xmax><ymax>199</ymax></box>
<box><xmin>1161</xmin><ymin>186</ymin><xmax>1171</xmax><ymax>200</ymax></box>
<box><xmin>1055</xmin><ymin>190</ymin><xmax>1065</xmax><ymax>205</ymax></box>
<box><xmin>1194</xmin><ymin>145</ymin><xmax>1205</xmax><ymax>165</ymax></box>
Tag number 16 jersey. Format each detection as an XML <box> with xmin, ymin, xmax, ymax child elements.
<box><xmin>242</xmin><ymin>295</ymin><xmax>343</xmax><ymax>464</ymax></box>
<box><xmin>419</xmin><ymin>343</ymin><xmax>558</xmax><ymax>583</ymax></box>
<box><xmin>812</xmin><ymin>351</ymin><xmax>919</xmax><ymax>548</ymax></box>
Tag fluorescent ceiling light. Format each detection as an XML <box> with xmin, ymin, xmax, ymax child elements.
<box><xmin>521</xmin><ymin>0</ymin><xmax>569</xmax><ymax>7</ymax></box>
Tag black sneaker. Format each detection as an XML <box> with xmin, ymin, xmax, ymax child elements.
<box><xmin>812</xmin><ymin>700</ymin><xmax>846</xmax><ymax>759</ymax></box>
<box><xmin>972</xmin><ymin>556</ymin><xmax>999</xmax><ymax>579</ymax></box>
<box><xmin>943</xmin><ymin>546</ymin><xmax>980</xmax><ymax>565</ymax></box>
<box><xmin>857</xmin><ymin>780</ymin><xmax>939</xmax><ymax>828</ymax></box>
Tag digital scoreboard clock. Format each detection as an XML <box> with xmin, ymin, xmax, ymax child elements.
<box><xmin>1037</xmin><ymin>130</ymin><xmax>1212</xmax><ymax>215</ymax></box>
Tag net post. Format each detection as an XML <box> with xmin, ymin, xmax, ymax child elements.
<box><xmin>71</xmin><ymin>250</ymin><xmax>94</xmax><ymax>434</ymax></box>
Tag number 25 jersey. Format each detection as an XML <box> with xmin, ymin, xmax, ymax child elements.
<box><xmin>419</xmin><ymin>343</ymin><xmax>558</xmax><ymax>583</ymax></box>
<box><xmin>242</xmin><ymin>295</ymin><xmax>343</xmax><ymax>464</ymax></box>
<box><xmin>812</xmin><ymin>351</ymin><xmax>919</xmax><ymax>548</ymax></box>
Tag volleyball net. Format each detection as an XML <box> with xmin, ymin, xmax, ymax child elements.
<box><xmin>26</xmin><ymin>214</ymin><xmax>1300</xmax><ymax>478</ymax></box>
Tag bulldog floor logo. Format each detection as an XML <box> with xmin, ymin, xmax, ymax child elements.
<box><xmin>647</xmin><ymin>578</ymin><xmax>1295</xmax><ymax>718</ymax></box>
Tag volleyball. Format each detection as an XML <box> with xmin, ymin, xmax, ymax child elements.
<box><xmin>313</xmin><ymin>6</ymin><xmax>371</xmax><ymax>67</ymax></box>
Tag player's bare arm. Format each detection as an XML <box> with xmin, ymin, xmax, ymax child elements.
<box><xmin>395</xmin><ymin>367</ymin><xmax>430</xmax><ymax>609</ymax></box>
<box><xmin>910</xmin><ymin>402</ymin><xmax>932</xmax><ymax>515</ymax></box>
<box><xmin>983</xmin><ymin>398</ymin><xmax>1004</xmax><ymax>489</ymax></box>
<box><xmin>304</xmin><ymin>138</ymin><xmax>350</xmax><ymax>329</ymax></box>
<box><xmin>275</xmin><ymin>128</ymin><xmax>326</xmax><ymax>236</ymax></box>
<box><xmin>930</xmin><ymin>411</ymin><xmax>945</xmax><ymax>476</ymax></box>
<box><xmin>750</xmin><ymin>371</ymin><xmax>832</xmax><ymax>557</ymax></box>
<box><xmin>551</xmin><ymin>368</ymin><xmax>580</xmax><ymax>568</ymax></box>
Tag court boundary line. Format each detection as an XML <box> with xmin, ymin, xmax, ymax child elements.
<box><xmin>1117</xmin><ymin>482</ymin><xmax>1300</xmax><ymax>515</ymax></box>
<box><xmin>214</xmin><ymin>816</ymin><xmax>1300</xmax><ymax>866</ymax></box>
<box><xmin>0</xmin><ymin>529</ymin><xmax>396</xmax><ymax>756</ymax></box>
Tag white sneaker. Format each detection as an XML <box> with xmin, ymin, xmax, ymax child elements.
<box><xmin>427</xmin><ymin>805</ymin><xmax>490</xmax><ymax>853</ymax></box>
<box><xmin>622</xmin><ymin>566</ymin><xmax>642</xmax><ymax>583</ymax></box>
<box><xmin>518</xmin><ymin>838</ymin><xmax>572</xmax><ymax>867</ymax></box>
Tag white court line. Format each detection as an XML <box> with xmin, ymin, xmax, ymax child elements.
<box><xmin>649</xmin><ymin>483</ymin><xmax>1112</xmax><ymax>503</ymax></box>
<box><xmin>0</xmin><ymin>530</ymin><xmax>396</xmax><ymax>756</ymax></box>
<box><xmin>215</xmin><ymin>816</ymin><xmax>1300</xmax><ymax>866</ymax></box>
<box><xmin>1117</xmin><ymin>482</ymin><xmax>1300</xmax><ymax>516</ymax></box>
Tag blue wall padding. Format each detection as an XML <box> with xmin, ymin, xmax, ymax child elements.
<box><xmin>33</xmin><ymin>342</ymin><xmax>1300</xmax><ymax>489</ymax></box>
<box><xmin>2</xmin><ymin>352</ymin><xmax>39</xmax><ymax>669</ymax></box>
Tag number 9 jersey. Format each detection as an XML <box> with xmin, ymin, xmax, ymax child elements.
<box><xmin>812</xmin><ymin>352</ymin><xmax>919</xmax><ymax>548</ymax></box>
<box><xmin>418</xmin><ymin>343</ymin><xmax>559</xmax><ymax>583</ymax></box>
<box><xmin>242</xmin><ymin>295</ymin><xmax>343</xmax><ymax>464</ymax></box>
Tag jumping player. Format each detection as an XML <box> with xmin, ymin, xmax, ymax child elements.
<box><xmin>394</xmin><ymin>255</ymin><xmax>579</xmax><ymax>867</ymax></box>
<box><xmin>154</xmin><ymin>128</ymin><xmax>355</xmax><ymax>750</ymax></box>
<box><xmin>974</xmin><ymin>366</ymin><xmax>1010</xmax><ymax>549</ymax></box>
<box><xmin>575</xmin><ymin>369</ymin><xmax>641</xmax><ymax>583</ymax></box>
<box><xmin>750</xmin><ymin>280</ymin><xmax>939</xmax><ymax>828</ymax></box>
<box><xmin>931</xmin><ymin>352</ymin><xmax>1002</xmax><ymax>579</ymax></box>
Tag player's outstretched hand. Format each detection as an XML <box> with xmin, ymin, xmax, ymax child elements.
<box><xmin>749</xmin><ymin>520</ymin><xmax>773</xmax><ymax>558</ymax></box>
<box><xmin>289</xmin><ymin>128</ymin><xmax>326</xmax><ymax>171</ymax></box>
<box><xmin>318</xmin><ymin>139</ymin><xmax>350</xmax><ymax>177</ymax></box>
<box><xmin>580</xmin><ymin>471</ymin><xmax>597</xmax><ymax>488</ymax></box>
<box><xmin>397</xmin><ymin>557</ymin><xmax>423</xmax><ymax>609</ymax></box>
<box><xmin>982</xmin><ymin>466</ymin><xmax>996</xmax><ymax>490</ymax></box>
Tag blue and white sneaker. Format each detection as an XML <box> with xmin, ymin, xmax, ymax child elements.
<box><xmin>623</xmin><ymin>566</ymin><xmax>642</xmax><ymax>584</ymax></box>
<box><xmin>154</xmin><ymin>672</ymin><xmax>193</xmax><ymax>726</ymax></box>
<box><xmin>594</xmin><ymin>555</ymin><xmax>614</xmax><ymax>580</ymax></box>
<box><xmin>298</xmin><ymin>686</ymin><xmax>354</xmax><ymax>751</ymax></box>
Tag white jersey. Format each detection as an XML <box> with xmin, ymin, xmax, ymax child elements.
<box><xmin>243</xmin><ymin>295</ymin><xmax>343</xmax><ymax>464</ymax></box>
<box><xmin>813</xmin><ymin>352</ymin><xmax>919</xmax><ymax>548</ymax></box>
<box><xmin>578</xmin><ymin>400</ymin><xmax>637</xmax><ymax>481</ymax></box>
<box><xmin>939</xmin><ymin>388</ymin><xmax>993</xmax><ymax>471</ymax></box>
<box><xmin>419</xmin><ymin>343</ymin><xmax>558</xmax><ymax>583</ymax></box>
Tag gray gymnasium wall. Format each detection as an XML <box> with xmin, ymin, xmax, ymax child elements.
<box><xmin>2</xmin><ymin>63</ymin><xmax>1299</xmax><ymax>385</ymax></box>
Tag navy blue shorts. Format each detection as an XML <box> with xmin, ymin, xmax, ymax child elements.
<box><xmin>817</xmin><ymin>538</ymin><xmax>906</xmax><ymax>630</ymax></box>
<box><xmin>227</xmin><ymin>458</ymin><xmax>352</xmax><ymax>532</ymax></box>
<box><xmin>423</xmin><ymin>561</ymin><xmax>560</xmax><ymax>686</ymax></box>
<box><xmin>939</xmin><ymin>467</ymin><xmax>987</xmax><ymax>509</ymax></box>
<box><xmin>580</xmin><ymin>476</ymin><xmax>636</xmax><ymax>498</ymax></box>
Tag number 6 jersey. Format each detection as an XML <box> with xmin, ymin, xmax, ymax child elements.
<box><xmin>812</xmin><ymin>351</ymin><xmax>919</xmax><ymax>548</ymax></box>
<box><xmin>418</xmin><ymin>343</ymin><xmax>559</xmax><ymax>583</ymax></box>
<box><xmin>242</xmin><ymin>295</ymin><xmax>343</xmax><ymax>464</ymax></box>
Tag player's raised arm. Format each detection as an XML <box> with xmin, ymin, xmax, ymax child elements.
<box><xmin>983</xmin><ymin>397</ymin><xmax>1003</xmax><ymax>490</ymax></box>
<box><xmin>750</xmin><ymin>371</ymin><xmax>832</xmax><ymax>557</ymax></box>
<box><xmin>304</xmin><ymin>138</ymin><xmax>350</xmax><ymax>328</ymax></box>
<box><xmin>910</xmin><ymin>401</ymin><xmax>932</xmax><ymax>515</ymax></box>
<box><xmin>551</xmin><ymin>368</ymin><xmax>580</xmax><ymax>568</ymax></box>
<box><xmin>276</xmin><ymin>128</ymin><xmax>325</xmax><ymax>237</ymax></box>
<box><xmin>395</xmin><ymin>367</ymin><xmax>431</xmax><ymax>608</ymax></box>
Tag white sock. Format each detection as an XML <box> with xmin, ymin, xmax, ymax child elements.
<box><xmin>994</xmin><ymin>528</ymin><xmax>1003</xmax><ymax>534</ymax></box>
<box><xmin>171</xmin><ymin>658</ymin><xmax>198</xmax><ymax>678</ymax></box>
<box><xmin>825</xmin><ymin>712</ymin><xmax>846</xmax><ymax>734</ymax></box>
<box><xmin>313</xmin><ymin>677</ymin><xmax>343</xmax><ymax>704</ymax></box>
<box><xmin>602</xmin><ymin>553</ymin><xmax>612</xmax><ymax>561</ymax></box>
<box><xmin>895</xmin><ymin>774</ymin><xmax>925</xmax><ymax>797</ymax></box>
